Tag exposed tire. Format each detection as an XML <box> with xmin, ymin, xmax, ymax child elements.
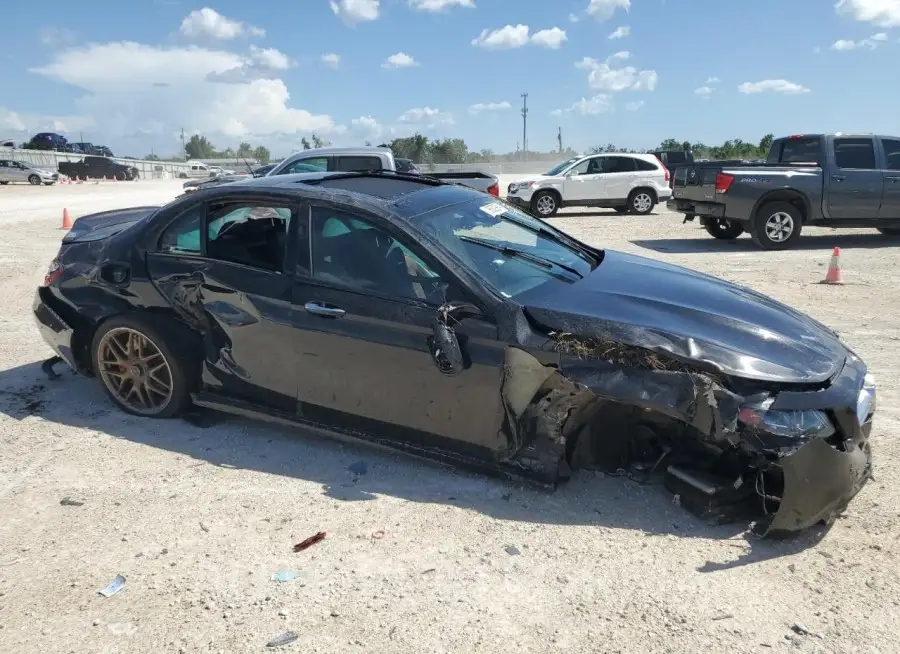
<box><xmin>751</xmin><ymin>201</ymin><xmax>803</xmax><ymax>250</ymax></box>
<box><xmin>28</xmin><ymin>174</ymin><xmax>41</xmax><ymax>185</ymax></box>
<box><xmin>627</xmin><ymin>189</ymin><xmax>655</xmax><ymax>215</ymax></box>
<box><xmin>702</xmin><ymin>217</ymin><xmax>744</xmax><ymax>240</ymax></box>
<box><xmin>613</xmin><ymin>205</ymin><xmax>628</xmax><ymax>214</ymax></box>
<box><xmin>115</xmin><ymin>171</ymin><xmax>126</xmax><ymax>181</ymax></box>
<box><xmin>90</xmin><ymin>314</ymin><xmax>199</xmax><ymax>419</ymax></box>
<box><xmin>530</xmin><ymin>190</ymin><xmax>560</xmax><ymax>218</ymax></box>
<box><xmin>877</xmin><ymin>227</ymin><xmax>900</xmax><ymax>235</ymax></box>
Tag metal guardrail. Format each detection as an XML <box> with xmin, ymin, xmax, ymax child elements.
<box><xmin>0</xmin><ymin>148</ymin><xmax>195</xmax><ymax>179</ymax></box>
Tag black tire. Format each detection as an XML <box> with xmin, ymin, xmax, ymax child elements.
<box><xmin>613</xmin><ymin>205</ymin><xmax>627</xmax><ymax>214</ymax></box>
<box><xmin>877</xmin><ymin>227</ymin><xmax>900</xmax><ymax>235</ymax></box>
<box><xmin>115</xmin><ymin>171</ymin><xmax>126</xmax><ymax>181</ymax></box>
<box><xmin>751</xmin><ymin>201</ymin><xmax>803</xmax><ymax>250</ymax></box>
<box><xmin>703</xmin><ymin>217</ymin><xmax>744</xmax><ymax>240</ymax></box>
<box><xmin>28</xmin><ymin>174</ymin><xmax>41</xmax><ymax>185</ymax></box>
<box><xmin>0</xmin><ymin>181</ymin><xmax>8</xmax><ymax>185</ymax></box>
<box><xmin>90</xmin><ymin>314</ymin><xmax>199</xmax><ymax>418</ymax></box>
<box><xmin>530</xmin><ymin>190</ymin><xmax>560</xmax><ymax>218</ymax></box>
<box><xmin>627</xmin><ymin>189</ymin><xmax>656</xmax><ymax>215</ymax></box>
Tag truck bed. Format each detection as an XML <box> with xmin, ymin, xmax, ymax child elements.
<box><xmin>672</xmin><ymin>161</ymin><xmax>820</xmax><ymax>203</ymax></box>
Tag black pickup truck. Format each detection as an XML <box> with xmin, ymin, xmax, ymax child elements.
<box><xmin>58</xmin><ymin>155</ymin><xmax>139</xmax><ymax>181</ymax></box>
<box><xmin>667</xmin><ymin>133</ymin><xmax>900</xmax><ymax>249</ymax></box>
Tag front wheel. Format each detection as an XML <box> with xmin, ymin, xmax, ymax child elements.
<box><xmin>751</xmin><ymin>201</ymin><xmax>802</xmax><ymax>250</ymax></box>
<box><xmin>627</xmin><ymin>190</ymin><xmax>655</xmax><ymax>215</ymax></box>
<box><xmin>702</xmin><ymin>217</ymin><xmax>744</xmax><ymax>240</ymax></box>
<box><xmin>28</xmin><ymin>174</ymin><xmax>41</xmax><ymax>185</ymax></box>
<box><xmin>91</xmin><ymin>315</ymin><xmax>196</xmax><ymax>418</ymax></box>
<box><xmin>530</xmin><ymin>190</ymin><xmax>559</xmax><ymax>218</ymax></box>
<box><xmin>115</xmin><ymin>171</ymin><xmax>126</xmax><ymax>181</ymax></box>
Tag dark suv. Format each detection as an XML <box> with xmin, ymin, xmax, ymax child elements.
<box><xmin>27</xmin><ymin>133</ymin><xmax>68</xmax><ymax>151</ymax></box>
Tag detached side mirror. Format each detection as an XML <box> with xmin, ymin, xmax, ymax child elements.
<box><xmin>429</xmin><ymin>320</ymin><xmax>464</xmax><ymax>376</ymax></box>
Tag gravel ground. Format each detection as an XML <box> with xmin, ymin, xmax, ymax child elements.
<box><xmin>1</xmin><ymin>180</ymin><xmax>898</xmax><ymax>653</ymax></box>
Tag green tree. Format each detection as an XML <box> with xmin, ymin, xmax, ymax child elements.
<box><xmin>300</xmin><ymin>137</ymin><xmax>312</xmax><ymax>150</ymax></box>
<box><xmin>311</xmin><ymin>133</ymin><xmax>328</xmax><ymax>148</ymax></box>
<box><xmin>237</xmin><ymin>141</ymin><xmax>252</xmax><ymax>157</ymax></box>
<box><xmin>185</xmin><ymin>134</ymin><xmax>215</xmax><ymax>159</ymax></box>
<box><xmin>429</xmin><ymin>138</ymin><xmax>468</xmax><ymax>164</ymax></box>
<box><xmin>252</xmin><ymin>146</ymin><xmax>271</xmax><ymax>164</ymax></box>
<box><xmin>144</xmin><ymin>153</ymin><xmax>160</xmax><ymax>161</ymax></box>
<box><xmin>390</xmin><ymin>133</ymin><xmax>430</xmax><ymax>162</ymax></box>
<box><xmin>758</xmin><ymin>133</ymin><xmax>774</xmax><ymax>156</ymax></box>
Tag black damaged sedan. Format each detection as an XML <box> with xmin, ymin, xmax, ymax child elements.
<box><xmin>33</xmin><ymin>171</ymin><xmax>876</xmax><ymax>537</ymax></box>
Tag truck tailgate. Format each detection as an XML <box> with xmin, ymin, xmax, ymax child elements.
<box><xmin>672</xmin><ymin>165</ymin><xmax>720</xmax><ymax>202</ymax></box>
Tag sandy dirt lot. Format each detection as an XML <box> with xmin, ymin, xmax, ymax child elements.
<box><xmin>1</xmin><ymin>180</ymin><xmax>898</xmax><ymax>653</ymax></box>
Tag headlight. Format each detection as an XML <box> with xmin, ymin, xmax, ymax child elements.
<box><xmin>738</xmin><ymin>403</ymin><xmax>835</xmax><ymax>440</ymax></box>
<box><xmin>857</xmin><ymin>372</ymin><xmax>876</xmax><ymax>425</ymax></box>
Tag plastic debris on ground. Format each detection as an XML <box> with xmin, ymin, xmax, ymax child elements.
<box><xmin>293</xmin><ymin>532</ymin><xmax>326</xmax><ymax>552</ymax></box>
<box><xmin>98</xmin><ymin>574</ymin><xmax>126</xmax><ymax>598</ymax></box>
<box><xmin>266</xmin><ymin>631</ymin><xmax>299</xmax><ymax>648</ymax></box>
<box><xmin>271</xmin><ymin>571</ymin><xmax>301</xmax><ymax>583</ymax></box>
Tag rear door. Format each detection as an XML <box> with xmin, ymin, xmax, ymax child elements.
<box><xmin>825</xmin><ymin>137</ymin><xmax>882</xmax><ymax>219</ymax></box>
<box><xmin>877</xmin><ymin>137</ymin><xmax>900</xmax><ymax>219</ymax></box>
<box><xmin>146</xmin><ymin>194</ymin><xmax>304</xmax><ymax>412</ymax></box>
<box><xmin>291</xmin><ymin>205</ymin><xmax>508</xmax><ymax>452</ymax></box>
<box><xmin>600</xmin><ymin>156</ymin><xmax>639</xmax><ymax>202</ymax></box>
<box><xmin>0</xmin><ymin>160</ymin><xmax>13</xmax><ymax>182</ymax></box>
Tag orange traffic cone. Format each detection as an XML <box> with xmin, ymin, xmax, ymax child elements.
<box><xmin>821</xmin><ymin>247</ymin><xmax>843</xmax><ymax>284</ymax></box>
<box><xmin>60</xmin><ymin>208</ymin><xmax>72</xmax><ymax>230</ymax></box>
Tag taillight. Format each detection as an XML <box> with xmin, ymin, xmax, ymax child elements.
<box><xmin>654</xmin><ymin>155</ymin><xmax>670</xmax><ymax>183</ymax></box>
<box><xmin>487</xmin><ymin>183</ymin><xmax>499</xmax><ymax>197</ymax></box>
<box><xmin>43</xmin><ymin>256</ymin><xmax>62</xmax><ymax>287</ymax></box>
<box><xmin>714</xmin><ymin>172</ymin><xmax>734</xmax><ymax>194</ymax></box>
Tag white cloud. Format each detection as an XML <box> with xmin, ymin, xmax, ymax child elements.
<box><xmin>587</xmin><ymin>0</ymin><xmax>630</xmax><ymax>20</ymax></box>
<box><xmin>398</xmin><ymin>107</ymin><xmax>453</xmax><ymax>125</ymax></box>
<box><xmin>611</xmin><ymin>50</ymin><xmax>630</xmax><ymax>59</ymax></box>
<box><xmin>468</xmin><ymin>101</ymin><xmax>512</xmax><ymax>114</ymax></box>
<box><xmin>472</xmin><ymin>24</ymin><xmax>530</xmax><ymax>49</ymax></box>
<box><xmin>28</xmin><ymin>41</ymin><xmax>335</xmax><ymax>150</ymax></box>
<box><xmin>408</xmin><ymin>0</ymin><xmax>475</xmax><ymax>11</ymax></box>
<box><xmin>831</xmin><ymin>32</ymin><xmax>888</xmax><ymax>49</ymax></box>
<box><xmin>552</xmin><ymin>94</ymin><xmax>612</xmax><ymax>116</ymax></box>
<box><xmin>350</xmin><ymin>115</ymin><xmax>382</xmax><ymax>139</ymax></box>
<box><xmin>608</xmin><ymin>25</ymin><xmax>630</xmax><ymax>39</ymax></box>
<box><xmin>382</xmin><ymin>52</ymin><xmax>419</xmax><ymax>68</ymax></box>
<box><xmin>738</xmin><ymin>79</ymin><xmax>810</xmax><ymax>94</ymax></box>
<box><xmin>531</xmin><ymin>28</ymin><xmax>568</xmax><ymax>49</ymax></box>
<box><xmin>321</xmin><ymin>53</ymin><xmax>341</xmax><ymax>68</ymax></box>
<box><xmin>39</xmin><ymin>27</ymin><xmax>77</xmax><ymax>48</ymax></box>
<box><xmin>705</xmin><ymin>76</ymin><xmax>720</xmax><ymax>83</ymax></box>
<box><xmin>576</xmin><ymin>53</ymin><xmax>657</xmax><ymax>92</ymax></box>
<box><xmin>330</xmin><ymin>0</ymin><xmax>380</xmax><ymax>25</ymax></box>
<box><xmin>835</xmin><ymin>0</ymin><xmax>900</xmax><ymax>26</ymax></box>
<box><xmin>179</xmin><ymin>8</ymin><xmax>264</xmax><ymax>40</ymax></box>
<box><xmin>694</xmin><ymin>86</ymin><xmax>713</xmax><ymax>96</ymax></box>
<box><xmin>569</xmin><ymin>13</ymin><xmax>580</xmax><ymax>23</ymax></box>
<box><xmin>1</xmin><ymin>107</ymin><xmax>92</xmax><ymax>136</ymax></box>
<box><xmin>625</xmin><ymin>100</ymin><xmax>643</xmax><ymax>111</ymax></box>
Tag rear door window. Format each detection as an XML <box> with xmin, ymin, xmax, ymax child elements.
<box><xmin>834</xmin><ymin>138</ymin><xmax>876</xmax><ymax>170</ymax></box>
<box><xmin>282</xmin><ymin>157</ymin><xmax>329</xmax><ymax>174</ymax></box>
<box><xmin>603</xmin><ymin>156</ymin><xmax>637</xmax><ymax>173</ymax></box>
<box><xmin>880</xmin><ymin>138</ymin><xmax>900</xmax><ymax>171</ymax></box>
<box><xmin>335</xmin><ymin>156</ymin><xmax>383</xmax><ymax>172</ymax></box>
<box><xmin>634</xmin><ymin>158</ymin><xmax>659</xmax><ymax>171</ymax></box>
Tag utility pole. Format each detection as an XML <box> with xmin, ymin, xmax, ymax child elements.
<box><xmin>181</xmin><ymin>128</ymin><xmax>186</xmax><ymax>161</ymax></box>
<box><xmin>557</xmin><ymin>126</ymin><xmax>562</xmax><ymax>153</ymax></box>
<box><xmin>520</xmin><ymin>92</ymin><xmax>528</xmax><ymax>161</ymax></box>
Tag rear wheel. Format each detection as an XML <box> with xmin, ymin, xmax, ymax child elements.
<box><xmin>627</xmin><ymin>189</ymin><xmax>655</xmax><ymax>215</ymax></box>
<box><xmin>115</xmin><ymin>171</ymin><xmax>126</xmax><ymax>181</ymax></box>
<box><xmin>91</xmin><ymin>315</ymin><xmax>196</xmax><ymax>418</ymax></box>
<box><xmin>702</xmin><ymin>217</ymin><xmax>744</xmax><ymax>240</ymax></box>
<box><xmin>531</xmin><ymin>190</ymin><xmax>559</xmax><ymax>218</ymax></box>
<box><xmin>751</xmin><ymin>201</ymin><xmax>802</xmax><ymax>250</ymax></box>
<box><xmin>28</xmin><ymin>174</ymin><xmax>41</xmax><ymax>185</ymax></box>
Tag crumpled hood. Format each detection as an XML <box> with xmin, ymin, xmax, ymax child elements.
<box><xmin>523</xmin><ymin>249</ymin><xmax>847</xmax><ymax>385</ymax></box>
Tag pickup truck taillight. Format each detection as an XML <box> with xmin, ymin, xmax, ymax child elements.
<box><xmin>487</xmin><ymin>183</ymin><xmax>499</xmax><ymax>197</ymax></box>
<box><xmin>714</xmin><ymin>172</ymin><xmax>734</xmax><ymax>194</ymax></box>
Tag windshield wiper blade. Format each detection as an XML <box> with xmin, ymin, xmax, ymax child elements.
<box><xmin>458</xmin><ymin>235</ymin><xmax>583</xmax><ymax>279</ymax></box>
<box><xmin>497</xmin><ymin>210</ymin><xmax>598</xmax><ymax>264</ymax></box>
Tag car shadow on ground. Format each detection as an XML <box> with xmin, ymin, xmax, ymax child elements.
<box><xmin>549</xmin><ymin>210</ymin><xmax>663</xmax><ymax>219</ymax></box>
<box><xmin>0</xmin><ymin>360</ymin><xmax>828</xmax><ymax>567</ymax></box>
<box><xmin>633</xmin><ymin>232</ymin><xmax>898</xmax><ymax>254</ymax></box>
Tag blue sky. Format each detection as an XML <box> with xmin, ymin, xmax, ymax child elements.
<box><xmin>2</xmin><ymin>0</ymin><xmax>899</xmax><ymax>157</ymax></box>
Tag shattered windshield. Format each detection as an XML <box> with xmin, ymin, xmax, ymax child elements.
<box><xmin>544</xmin><ymin>157</ymin><xmax>580</xmax><ymax>176</ymax></box>
<box><xmin>414</xmin><ymin>197</ymin><xmax>597</xmax><ymax>298</ymax></box>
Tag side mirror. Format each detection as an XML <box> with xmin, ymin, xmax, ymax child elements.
<box><xmin>429</xmin><ymin>320</ymin><xmax>464</xmax><ymax>376</ymax></box>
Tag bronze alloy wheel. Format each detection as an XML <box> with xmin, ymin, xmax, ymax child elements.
<box><xmin>96</xmin><ymin>327</ymin><xmax>174</xmax><ymax>415</ymax></box>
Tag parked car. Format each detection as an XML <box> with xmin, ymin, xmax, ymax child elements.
<box><xmin>667</xmin><ymin>133</ymin><xmax>900</xmax><ymax>249</ymax></box>
<box><xmin>0</xmin><ymin>159</ymin><xmax>59</xmax><ymax>185</ymax></box>
<box><xmin>72</xmin><ymin>142</ymin><xmax>98</xmax><ymax>155</ymax></box>
<box><xmin>651</xmin><ymin>150</ymin><xmax>694</xmax><ymax>180</ymax></box>
<box><xmin>1</xmin><ymin>139</ymin><xmax>18</xmax><ymax>149</ymax></box>
<box><xmin>58</xmin><ymin>155</ymin><xmax>139</xmax><ymax>181</ymax></box>
<box><xmin>25</xmin><ymin>133</ymin><xmax>68</xmax><ymax>151</ymax></box>
<box><xmin>179</xmin><ymin>161</ymin><xmax>213</xmax><ymax>179</ymax></box>
<box><xmin>94</xmin><ymin>145</ymin><xmax>114</xmax><ymax>157</ymax></box>
<box><xmin>395</xmin><ymin>158</ymin><xmax>421</xmax><ymax>174</ymax></box>
<box><xmin>267</xmin><ymin>146</ymin><xmax>499</xmax><ymax>195</ymax></box>
<box><xmin>251</xmin><ymin>164</ymin><xmax>276</xmax><ymax>177</ymax></box>
<box><xmin>506</xmin><ymin>153</ymin><xmax>673</xmax><ymax>217</ymax></box>
<box><xmin>33</xmin><ymin>170</ymin><xmax>875</xmax><ymax>539</ymax></box>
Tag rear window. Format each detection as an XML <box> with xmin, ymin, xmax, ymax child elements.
<box><xmin>635</xmin><ymin>158</ymin><xmax>659</xmax><ymax>171</ymax></box>
<box><xmin>335</xmin><ymin>156</ymin><xmax>383</xmax><ymax>172</ymax></box>
<box><xmin>768</xmin><ymin>137</ymin><xmax>821</xmax><ymax>164</ymax></box>
<box><xmin>664</xmin><ymin>152</ymin><xmax>688</xmax><ymax>165</ymax></box>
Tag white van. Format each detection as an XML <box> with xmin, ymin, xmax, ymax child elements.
<box><xmin>184</xmin><ymin>161</ymin><xmax>211</xmax><ymax>178</ymax></box>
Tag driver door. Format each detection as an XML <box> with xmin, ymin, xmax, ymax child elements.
<box><xmin>292</xmin><ymin>206</ymin><xmax>509</xmax><ymax>453</ymax></box>
<box><xmin>563</xmin><ymin>156</ymin><xmax>607</xmax><ymax>201</ymax></box>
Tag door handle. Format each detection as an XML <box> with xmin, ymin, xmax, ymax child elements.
<box><xmin>832</xmin><ymin>175</ymin><xmax>845</xmax><ymax>182</ymax></box>
<box><xmin>304</xmin><ymin>302</ymin><xmax>345</xmax><ymax>318</ymax></box>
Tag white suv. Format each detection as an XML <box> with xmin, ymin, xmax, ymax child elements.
<box><xmin>506</xmin><ymin>153</ymin><xmax>672</xmax><ymax>218</ymax></box>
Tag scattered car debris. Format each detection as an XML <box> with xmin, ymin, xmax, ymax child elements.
<box><xmin>270</xmin><ymin>571</ymin><xmax>301</xmax><ymax>583</ymax></box>
<box><xmin>293</xmin><ymin>532</ymin><xmax>326</xmax><ymax>552</ymax></box>
<box><xmin>712</xmin><ymin>612</ymin><xmax>734</xmax><ymax>621</ymax></box>
<box><xmin>41</xmin><ymin>355</ymin><xmax>63</xmax><ymax>380</ymax></box>
<box><xmin>199</xmin><ymin>521</ymin><xmax>210</xmax><ymax>533</ymax></box>
<box><xmin>98</xmin><ymin>574</ymin><xmax>126</xmax><ymax>598</ymax></box>
<box><xmin>60</xmin><ymin>497</ymin><xmax>84</xmax><ymax>507</ymax></box>
<box><xmin>266</xmin><ymin>631</ymin><xmax>299</xmax><ymax>648</ymax></box>
<box><xmin>348</xmin><ymin>460</ymin><xmax>368</xmax><ymax>475</ymax></box>
<box><xmin>421</xmin><ymin>568</ymin><xmax>436</xmax><ymax>575</ymax></box>
<box><xmin>371</xmin><ymin>530</ymin><xmax>385</xmax><ymax>540</ymax></box>
<box><xmin>504</xmin><ymin>545</ymin><xmax>521</xmax><ymax>556</ymax></box>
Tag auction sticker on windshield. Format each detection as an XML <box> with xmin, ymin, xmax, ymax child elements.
<box><xmin>479</xmin><ymin>202</ymin><xmax>507</xmax><ymax>217</ymax></box>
